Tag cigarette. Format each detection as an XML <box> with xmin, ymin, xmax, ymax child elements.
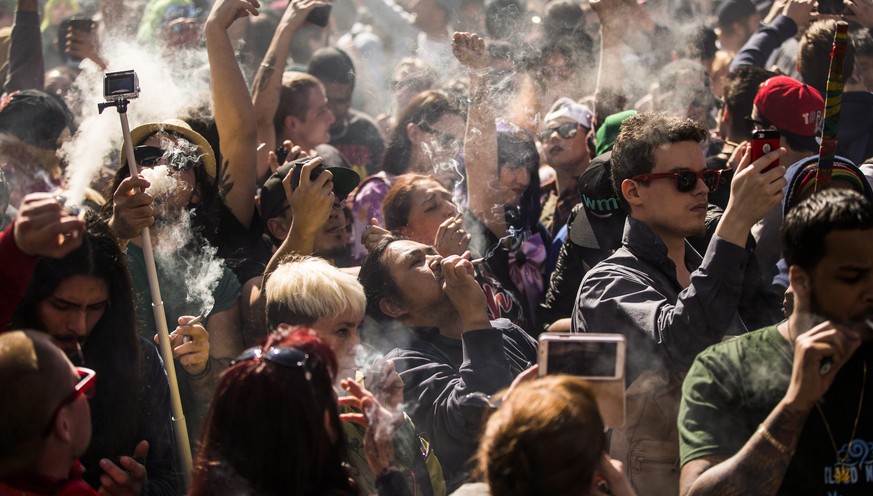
<box><xmin>470</xmin><ymin>257</ymin><xmax>487</xmax><ymax>266</ymax></box>
<box><xmin>75</xmin><ymin>342</ymin><xmax>85</xmax><ymax>366</ymax></box>
<box><xmin>257</xmin><ymin>143</ymin><xmax>266</xmax><ymax>152</ymax></box>
<box><xmin>187</xmin><ymin>313</ymin><xmax>206</xmax><ymax>326</ymax></box>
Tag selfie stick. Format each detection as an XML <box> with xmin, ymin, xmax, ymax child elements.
<box><xmin>815</xmin><ymin>21</ymin><xmax>849</xmax><ymax>190</ymax></box>
<box><xmin>98</xmin><ymin>95</ymin><xmax>194</xmax><ymax>487</ymax></box>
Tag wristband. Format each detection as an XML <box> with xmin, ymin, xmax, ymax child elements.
<box><xmin>757</xmin><ymin>424</ymin><xmax>791</xmax><ymax>455</ymax></box>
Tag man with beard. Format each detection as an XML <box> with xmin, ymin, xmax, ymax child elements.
<box><xmin>308</xmin><ymin>46</ymin><xmax>385</xmax><ymax>179</ymax></box>
<box><xmin>679</xmin><ymin>189</ymin><xmax>873</xmax><ymax>495</ymax></box>
<box><xmin>239</xmin><ymin>157</ymin><xmax>360</xmax><ymax>345</ymax></box>
<box><xmin>571</xmin><ymin>112</ymin><xmax>786</xmax><ymax>495</ymax></box>
<box><xmin>358</xmin><ymin>236</ymin><xmax>538</xmax><ymax>492</ymax></box>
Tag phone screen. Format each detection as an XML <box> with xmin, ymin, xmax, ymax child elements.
<box><xmin>817</xmin><ymin>0</ymin><xmax>846</xmax><ymax>14</ymax></box>
<box><xmin>546</xmin><ymin>340</ymin><xmax>618</xmax><ymax>378</ymax></box>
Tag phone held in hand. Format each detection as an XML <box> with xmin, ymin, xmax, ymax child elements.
<box><xmin>538</xmin><ymin>332</ymin><xmax>627</xmax><ymax>428</ymax></box>
<box><xmin>817</xmin><ymin>0</ymin><xmax>848</xmax><ymax>15</ymax></box>
<box><xmin>306</xmin><ymin>4</ymin><xmax>332</xmax><ymax>27</ymax></box>
<box><xmin>750</xmin><ymin>129</ymin><xmax>781</xmax><ymax>172</ymax></box>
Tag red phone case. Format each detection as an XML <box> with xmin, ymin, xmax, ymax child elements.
<box><xmin>751</xmin><ymin>131</ymin><xmax>780</xmax><ymax>171</ymax></box>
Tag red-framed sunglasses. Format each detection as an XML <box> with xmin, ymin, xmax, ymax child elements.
<box><xmin>43</xmin><ymin>367</ymin><xmax>96</xmax><ymax>436</ymax></box>
<box><xmin>631</xmin><ymin>169</ymin><xmax>721</xmax><ymax>193</ymax></box>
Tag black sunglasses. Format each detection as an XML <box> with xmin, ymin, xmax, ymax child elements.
<box><xmin>234</xmin><ymin>345</ymin><xmax>330</xmax><ymax>411</ymax></box>
<box><xmin>632</xmin><ymin>169</ymin><xmax>721</xmax><ymax>193</ymax></box>
<box><xmin>537</xmin><ymin>122</ymin><xmax>579</xmax><ymax>141</ymax></box>
<box><xmin>234</xmin><ymin>346</ymin><xmax>310</xmax><ymax>374</ymax></box>
<box><xmin>133</xmin><ymin>145</ymin><xmax>197</xmax><ymax>171</ymax></box>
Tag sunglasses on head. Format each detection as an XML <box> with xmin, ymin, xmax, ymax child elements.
<box><xmin>632</xmin><ymin>169</ymin><xmax>722</xmax><ymax>193</ymax></box>
<box><xmin>43</xmin><ymin>367</ymin><xmax>96</xmax><ymax>436</ymax></box>
<box><xmin>234</xmin><ymin>346</ymin><xmax>327</xmax><ymax>410</ymax></box>
<box><xmin>537</xmin><ymin>122</ymin><xmax>579</xmax><ymax>141</ymax></box>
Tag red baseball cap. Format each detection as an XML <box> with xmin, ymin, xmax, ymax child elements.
<box><xmin>752</xmin><ymin>76</ymin><xmax>823</xmax><ymax>138</ymax></box>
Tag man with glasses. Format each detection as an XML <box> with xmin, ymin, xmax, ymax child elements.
<box><xmin>746</xmin><ymin>75</ymin><xmax>840</xmax><ymax>278</ymax></box>
<box><xmin>538</xmin><ymin>97</ymin><xmax>593</xmax><ymax>237</ymax></box>
<box><xmin>0</xmin><ymin>331</ymin><xmax>98</xmax><ymax>495</ymax></box>
<box><xmin>572</xmin><ymin>111</ymin><xmax>786</xmax><ymax>495</ymax></box>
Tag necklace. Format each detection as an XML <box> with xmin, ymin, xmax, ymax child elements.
<box><xmin>816</xmin><ymin>361</ymin><xmax>866</xmax><ymax>484</ymax></box>
<box><xmin>331</xmin><ymin>116</ymin><xmax>350</xmax><ymax>140</ymax></box>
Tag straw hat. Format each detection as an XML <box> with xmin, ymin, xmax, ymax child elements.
<box><xmin>120</xmin><ymin>119</ymin><xmax>216</xmax><ymax>180</ymax></box>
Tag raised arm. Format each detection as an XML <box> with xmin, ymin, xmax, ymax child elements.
<box><xmin>205</xmin><ymin>0</ymin><xmax>260</xmax><ymax>229</ymax></box>
<box><xmin>729</xmin><ymin>0</ymin><xmax>812</xmax><ymax>72</ymax></box>
<box><xmin>4</xmin><ymin>0</ymin><xmax>43</xmax><ymax>92</ymax></box>
<box><xmin>454</xmin><ymin>32</ymin><xmax>504</xmax><ymax>237</ymax></box>
<box><xmin>251</xmin><ymin>0</ymin><xmax>326</xmax><ymax>180</ymax></box>
<box><xmin>592</xmin><ymin>0</ymin><xmax>632</xmax><ymax>120</ymax></box>
<box><xmin>263</xmin><ymin>157</ymin><xmax>334</xmax><ymax>276</ymax></box>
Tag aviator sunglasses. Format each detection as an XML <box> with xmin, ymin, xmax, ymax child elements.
<box><xmin>631</xmin><ymin>169</ymin><xmax>722</xmax><ymax>193</ymax></box>
<box><xmin>537</xmin><ymin>122</ymin><xmax>579</xmax><ymax>141</ymax></box>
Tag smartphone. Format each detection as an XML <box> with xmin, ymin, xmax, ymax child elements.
<box><xmin>289</xmin><ymin>157</ymin><xmax>325</xmax><ymax>190</ymax></box>
<box><xmin>68</xmin><ymin>18</ymin><xmax>96</xmax><ymax>34</ymax></box>
<box><xmin>538</xmin><ymin>332</ymin><xmax>625</xmax><ymax>379</ymax></box>
<box><xmin>306</xmin><ymin>4</ymin><xmax>332</xmax><ymax>27</ymax></box>
<box><xmin>750</xmin><ymin>129</ymin><xmax>781</xmax><ymax>171</ymax></box>
<box><xmin>817</xmin><ymin>0</ymin><xmax>847</xmax><ymax>14</ymax></box>
<box><xmin>538</xmin><ymin>333</ymin><xmax>626</xmax><ymax>428</ymax></box>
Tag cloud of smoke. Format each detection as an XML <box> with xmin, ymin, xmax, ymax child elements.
<box><xmin>61</xmin><ymin>37</ymin><xmax>211</xmax><ymax>206</ymax></box>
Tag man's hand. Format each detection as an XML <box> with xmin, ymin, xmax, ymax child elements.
<box><xmin>362</xmin><ymin>218</ymin><xmax>391</xmax><ymax>253</ymax></box>
<box><xmin>434</xmin><ymin>253</ymin><xmax>490</xmax><ymax>332</ymax></box>
<box><xmin>363</xmin><ymin>358</ymin><xmax>405</xmax><ymax>410</ymax></box>
<box><xmin>845</xmin><ymin>0</ymin><xmax>873</xmax><ymax>28</ymax></box>
<box><xmin>109</xmin><ymin>176</ymin><xmax>154</xmax><ymax>241</ymax></box>
<box><xmin>279</xmin><ymin>0</ymin><xmax>329</xmax><ymax>30</ymax></box>
<box><xmin>589</xmin><ymin>0</ymin><xmax>635</xmax><ymax>31</ymax></box>
<box><xmin>783</xmin><ymin>0</ymin><xmax>814</xmax><ymax>27</ymax></box>
<box><xmin>434</xmin><ymin>214</ymin><xmax>470</xmax><ymax>257</ymax></box>
<box><xmin>339</xmin><ymin>379</ymin><xmax>403</xmax><ymax>477</ymax></box>
<box><xmin>716</xmin><ymin>145</ymin><xmax>787</xmax><ymax>247</ymax></box>
<box><xmin>13</xmin><ymin>193</ymin><xmax>85</xmax><ymax>258</ymax></box>
<box><xmin>65</xmin><ymin>25</ymin><xmax>106</xmax><ymax>69</ymax></box>
<box><xmin>205</xmin><ymin>0</ymin><xmax>260</xmax><ymax>30</ymax></box>
<box><xmin>97</xmin><ymin>440</ymin><xmax>148</xmax><ymax>496</ymax></box>
<box><xmin>451</xmin><ymin>32</ymin><xmax>487</xmax><ymax>72</ymax></box>
<box><xmin>782</xmin><ymin>320</ymin><xmax>862</xmax><ymax>412</ymax></box>
<box><xmin>163</xmin><ymin>315</ymin><xmax>210</xmax><ymax>376</ymax></box>
<box><xmin>285</xmin><ymin>157</ymin><xmax>334</xmax><ymax>237</ymax></box>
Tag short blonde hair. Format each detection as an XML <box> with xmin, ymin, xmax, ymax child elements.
<box><xmin>265</xmin><ymin>256</ymin><xmax>366</xmax><ymax>330</ymax></box>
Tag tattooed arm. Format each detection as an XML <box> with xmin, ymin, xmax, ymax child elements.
<box><xmin>205</xmin><ymin>0</ymin><xmax>259</xmax><ymax>229</ymax></box>
<box><xmin>681</xmin><ymin>320</ymin><xmax>862</xmax><ymax>496</ymax></box>
<box><xmin>251</xmin><ymin>0</ymin><xmax>327</xmax><ymax>181</ymax></box>
<box><xmin>681</xmin><ymin>405</ymin><xmax>807</xmax><ymax>496</ymax></box>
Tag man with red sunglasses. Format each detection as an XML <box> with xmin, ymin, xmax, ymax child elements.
<box><xmin>571</xmin><ymin>111</ymin><xmax>786</xmax><ymax>495</ymax></box>
<box><xmin>0</xmin><ymin>331</ymin><xmax>98</xmax><ymax>496</ymax></box>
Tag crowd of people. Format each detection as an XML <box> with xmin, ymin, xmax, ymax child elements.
<box><xmin>1</xmin><ymin>0</ymin><xmax>872</xmax><ymax>494</ymax></box>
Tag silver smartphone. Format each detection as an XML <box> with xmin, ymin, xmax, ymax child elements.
<box><xmin>538</xmin><ymin>332</ymin><xmax>627</xmax><ymax>428</ymax></box>
<box><xmin>538</xmin><ymin>332</ymin><xmax>626</xmax><ymax>379</ymax></box>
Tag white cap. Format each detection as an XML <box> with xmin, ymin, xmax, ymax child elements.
<box><xmin>543</xmin><ymin>97</ymin><xmax>593</xmax><ymax>130</ymax></box>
